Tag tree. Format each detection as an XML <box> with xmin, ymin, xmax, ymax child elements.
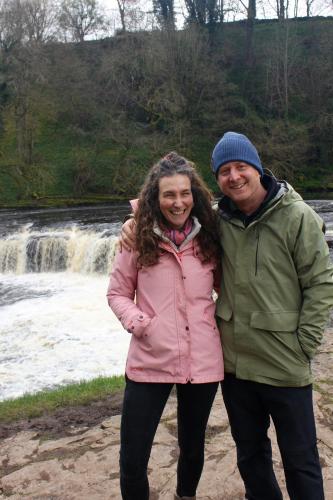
<box><xmin>23</xmin><ymin>0</ymin><xmax>57</xmax><ymax>42</ymax></box>
<box><xmin>0</xmin><ymin>0</ymin><xmax>25</xmax><ymax>51</ymax></box>
<box><xmin>242</xmin><ymin>0</ymin><xmax>256</xmax><ymax>65</ymax></box>
<box><xmin>153</xmin><ymin>0</ymin><xmax>175</xmax><ymax>29</ymax></box>
<box><xmin>276</xmin><ymin>0</ymin><xmax>286</xmax><ymax>19</ymax></box>
<box><xmin>0</xmin><ymin>0</ymin><xmax>56</xmax><ymax>48</ymax></box>
<box><xmin>305</xmin><ymin>0</ymin><xmax>316</xmax><ymax>16</ymax></box>
<box><xmin>115</xmin><ymin>0</ymin><xmax>142</xmax><ymax>32</ymax></box>
<box><xmin>58</xmin><ymin>0</ymin><xmax>106</xmax><ymax>42</ymax></box>
<box><xmin>0</xmin><ymin>0</ymin><xmax>54</xmax><ymax>197</ymax></box>
<box><xmin>293</xmin><ymin>0</ymin><xmax>333</xmax><ymax>18</ymax></box>
<box><xmin>116</xmin><ymin>0</ymin><xmax>127</xmax><ymax>31</ymax></box>
<box><xmin>184</xmin><ymin>0</ymin><xmax>221</xmax><ymax>27</ymax></box>
<box><xmin>237</xmin><ymin>0</ymin><xmax>256</xmax><ymax>18</ymax></box>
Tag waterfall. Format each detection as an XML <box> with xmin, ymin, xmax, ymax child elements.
<box><xmin>0</xmin><ymin>227</ymin><xmax>119</xmax><ymax>275</ymax></box>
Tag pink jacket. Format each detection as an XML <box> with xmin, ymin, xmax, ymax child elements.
<box><xmin>107</xmin><ymin>224</ymin><xmax>224</xmax><ymax>384</ymax></box>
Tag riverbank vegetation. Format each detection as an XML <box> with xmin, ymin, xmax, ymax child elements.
<box><xmin>0</xmin><ymin>375</ymin><xmax>125</xmax><ymax>423</ymax></box>
<box><xmin>0</xmin><ymin>0</ymin><xmax>332</xmax><ymax>208</ymax></box>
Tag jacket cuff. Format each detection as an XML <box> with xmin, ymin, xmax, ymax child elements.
<box><xmin>126</xmin><ymin>314</ymin><xmax>152</xmax><ymax>338</ymax></box>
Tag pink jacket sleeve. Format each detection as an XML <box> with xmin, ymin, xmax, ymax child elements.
<box><xmin>106</xmin><ymin>248</ymin><xmax>152</xmax><ymax>338</ymax></box>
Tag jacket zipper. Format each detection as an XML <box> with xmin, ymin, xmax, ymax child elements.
<box><xmin>255</xmin><ymin>229</ymin><xmax>260</xmax><ymax>276</ymax></box>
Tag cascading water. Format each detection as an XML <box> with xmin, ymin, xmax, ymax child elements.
<box><xmin>0</xmin><ymin>227</ymin><xmax>118</xmax><ymax>274</ymax></box>
<box><xmin>0</xmin><ymin>204</ymin><xmax>130</xmax><ymax>401</ymax></box>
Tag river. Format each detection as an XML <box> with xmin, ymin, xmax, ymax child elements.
<box><xmin>0</xmin><ymin>204</ymin><xmax>130</xmax><ymax>401</ymax></box>
<box><xmin>0</xmin><ymin>201</ymin><xmax>333</xmax><ymax>401</ymax></box>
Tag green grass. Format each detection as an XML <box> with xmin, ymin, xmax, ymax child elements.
<box><xmin>0</xmin><ymin>375</ymin><xmax>125</xmax><ymax>424</ymax></box>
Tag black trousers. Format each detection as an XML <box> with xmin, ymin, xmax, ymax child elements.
<box><xmin>120</xmin><ymin>378</ymin><xmax>218</xmax><ymax>500</ymax></box>
<box><xmin>222</xmin><ymin>374</ymin><xmax>324</xmax><ymax>500</ymax></box>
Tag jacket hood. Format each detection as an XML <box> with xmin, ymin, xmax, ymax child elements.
<box><xmin>275</xmin><ymin>180</ymin><xmax>303</xmax><ymax>207</ymax></box>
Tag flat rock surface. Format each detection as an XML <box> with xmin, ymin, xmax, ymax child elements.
<box><xmin>1</xmin><ymin>329</ymin><xmax>333</xmax><ymax>499</ymax></box>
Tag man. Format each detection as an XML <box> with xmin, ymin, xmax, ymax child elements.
<box><xmin>120</xmin><ymin>132</ymin><xmax>333</xmax><ymax>499</ymax></box>
<box><xmin>211</xmin><ymin>131</ymin><xmax>333</xmax><ymax>500</ymax></box>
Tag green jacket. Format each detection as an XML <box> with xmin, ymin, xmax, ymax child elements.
<box><xmin>216</xmin><ymin>180</ymin><xmax>333</xmax><ymax>387</ymax></box>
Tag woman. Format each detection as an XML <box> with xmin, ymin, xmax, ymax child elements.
<box><xmin>107</xmin><ymin>152</ymin><xmax>223</xmax><ymax>500</ymax></box>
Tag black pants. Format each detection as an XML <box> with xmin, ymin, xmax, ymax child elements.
<box><xmin>120</xmin><ymin>378</ymin><xmax>218</xmax><ymax>500</ymax></box>
<box><xmin>222</xmin><ymin>374</ymin><xmax>324</xmax><ymax>500</ymax></box>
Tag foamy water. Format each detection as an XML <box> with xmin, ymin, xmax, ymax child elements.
<box><xmin>0</xmin><ymin>272</ymin><xmax>129</xmax><ymax>401</ymax></box>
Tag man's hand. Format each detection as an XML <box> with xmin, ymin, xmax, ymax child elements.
<box><xmin>119</xmin><ymin>218</ymin><xmax>136</xmax><ymax>251</ymax></box>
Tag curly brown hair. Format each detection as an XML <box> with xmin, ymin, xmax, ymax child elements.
<box><xmin>135</xmin><ymin>152</ymin><xmax>221</xmax><ymax>267</ymax></box>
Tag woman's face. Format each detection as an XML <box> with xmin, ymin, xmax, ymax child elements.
<box><xmin>158</xmin><ymin>174</ymin><xmax>194</xmax><ymax>229</ymax></box>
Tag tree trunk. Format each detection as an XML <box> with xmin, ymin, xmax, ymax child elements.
<box><xmin>246</xmin><ymin>0</ymin><xmax>256</xmax><ymax>66</ymax></box>
<box><xmin>116</xmin><ymin>0</ymin><xmax>126</xmax><ymax>32</ymax></box>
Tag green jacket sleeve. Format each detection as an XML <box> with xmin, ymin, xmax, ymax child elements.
<box><xmin>294</xmin><ymin>206</ymin><xmax>333</xmax><ymax>359</ymax></box>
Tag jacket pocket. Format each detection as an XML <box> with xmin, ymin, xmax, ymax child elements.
<box><xmin>250</xmin><ymin>311</ymin><xmax>299</xmax><ymax>332</ymax></box>
<box><xmin>250</xmin><ymin>310</ymin><xmax>309</xmax><ymax>366</ymax></box>
<box><xmin>141</xmin><ymin>315</ymin><xmax>157</xmax><ymax>338</ymax></box>
<box><xmin>296</xmin><ymin>332</ymin><xmax>311</xmax><ymax>361</ymax></box>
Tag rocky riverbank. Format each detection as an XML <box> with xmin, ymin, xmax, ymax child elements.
<box><xmin>1</xmin><ymin>328</ymin><xmax>333</xmax><ymax>499</ymax></box>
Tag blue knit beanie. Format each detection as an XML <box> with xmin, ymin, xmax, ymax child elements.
<box><xmin>211</xmin><ymin>132</ymin><xmax>263</xmax><ymax>177</ymax></box>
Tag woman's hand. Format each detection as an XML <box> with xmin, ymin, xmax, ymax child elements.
<box><xmin>119</xmin><ymin>218</ymin><xmax>137</xmax><ymax>251</ymax></box>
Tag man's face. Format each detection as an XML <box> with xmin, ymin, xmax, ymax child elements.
<box><xmin>217</xmin><ymin>161</ymin><xmax>262</xmax><ymax>206</ymax></box>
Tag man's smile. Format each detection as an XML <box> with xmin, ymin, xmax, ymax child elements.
<box><xmin>230</xmin><ymin>182</ymin><xmax>246</xmax><ymax>190</ymax></box>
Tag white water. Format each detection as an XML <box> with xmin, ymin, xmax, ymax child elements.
<box><xmin>0</xmin><ymin>272</ymin><xmax>130</xmax><ymax>401</ymax></box>
<box><xmin>0</xmin><ymin>205</ymin><xmax>132</xmax><ymax>401</ymax></box>
<box><xmin>0</xmin><ymin>226</ymin><xmax>118</xmax><ymax>274</ymax></box>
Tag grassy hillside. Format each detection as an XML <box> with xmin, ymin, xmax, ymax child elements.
<box><xmin>0</xmin><ymin>17</ymin><xmax>332</xmax><ymax>207</ymax></box>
